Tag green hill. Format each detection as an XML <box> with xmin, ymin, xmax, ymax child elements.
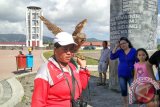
<box><xmin>0</xmin><ymin>34</ymin><xmax>54</xmax><ymax>43</ymax></box>
<box><xmin>0</xmin><ymin>34</ymin><xmax>102</xmax><ymax>43</ymax></box>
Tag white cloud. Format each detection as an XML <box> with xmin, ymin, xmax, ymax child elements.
<box><xmin>0</xmin><ymin>21</ymin><xmax>25</xmax><ymax>34</ymax></box>
<box><xmin>0</xmin><ymin>0</ymin><xmax>110</xmax><ymax>40</ymax></box>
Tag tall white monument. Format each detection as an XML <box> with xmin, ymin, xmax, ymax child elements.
<box><xmin>26</xmin><ymin>6</ymin><xmax>43</xmax><ymax>47</ymax></box>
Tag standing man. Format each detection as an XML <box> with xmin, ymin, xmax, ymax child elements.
<box><xmin>147</xmin><ymin>50</ymin><xmax>160</xmax><ymax>106</ymax></box>
<box><xmin>97</xmin><ymin>41</ymin><xmax>110</xmax><ymax>86</ymax></box>
<box><xmin>148</xmin><ymin>50</ymin><xmax>160</xmax><ymax>80</ymax></box>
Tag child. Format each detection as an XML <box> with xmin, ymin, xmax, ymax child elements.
<box><xmin>133</xmin><ymin>48</ymin><xmax>158</xmax><ymax>107</ymax></box>
<box><xmin>134</xmin><ymin>48</ymin><xmax>153</xmax><ymax>80</ymax></box>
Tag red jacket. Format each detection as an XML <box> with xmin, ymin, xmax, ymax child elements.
<box><xmin>31</xmin><ymin>58</ymin><xmax>90</xmax><ymax>107</ymax></box>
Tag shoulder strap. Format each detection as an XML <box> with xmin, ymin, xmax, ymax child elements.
<box><xmin>70</xmin><ymin>67</ymin><xmax>76</xmax><ymax>99</ymax></box>
<box><xmin>58</xmin><ymin>63</ymin><xmax>75</xmax><ymax>100</ymax></box>
<box><xmin>47</xmin><ymin>61</ymin><xmax>64</xmax><ymax>85</ymax></box>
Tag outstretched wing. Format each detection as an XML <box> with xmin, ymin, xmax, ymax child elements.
<box><xmin>72</xmin><ymin>19</ymin><xmax>87</xmax><ymax>36</ymax></box>
<box><xmin>72</xmin><ymin>19</ymin><xmax>87</xmax><ymax>50</ymax></box>
<box><xmin>72</xmin><ymin>19</ymin><xmax>87</xmax><ymax>59</ymax></box>
<box><xmin>39</xmin><ymin>16</ymin><xmax>63</xmax><ymax>35</ymax></box>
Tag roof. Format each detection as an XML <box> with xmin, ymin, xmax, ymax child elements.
<box><xmin>0</xmin><ymin>42</ymin><xmax>26</xmax><ymax>45</ymax></box>
<box><xmin>82</xmin><ymin>41</ymin><xmax>110</xmax><ymax>46</ymax></box>
<box><xmin>27</xmin><ymin>6</ymin><xmax>41</xmax><ymax>9</ymax></box>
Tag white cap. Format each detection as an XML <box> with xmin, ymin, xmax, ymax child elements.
<box><xmin>53</xmin><ymin>32</ymin><xmax>77</xmax><ymax>46</ymax></box>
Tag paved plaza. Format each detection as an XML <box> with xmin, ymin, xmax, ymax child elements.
<box><xmin>0</xmin><ymin>49</ymin><xmax>45</xmax><ymax>81</ymax></box>
<box><xmin>0</xmin><ymin>49</ymin><xmax>46</xmax><ymax>107</ymax></box>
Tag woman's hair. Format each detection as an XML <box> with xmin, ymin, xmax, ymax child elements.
<box><xmin>136</xmin><ymin>48</ymin><xmax>149</xmax><ymax>61</ymax></box>
<box><xmin>119</xmin><ymin>37</ymin><xmax>133</xmax><ymax>48</ymax></box>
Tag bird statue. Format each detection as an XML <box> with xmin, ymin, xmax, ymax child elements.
<box><xmin>39</xmin><ymin>16</ymin><xmax>63</xmax><ymax>35</ymax></box>
<box><xmin>39</xmin><ymin>16</ymin><xmax>87</xmax><ymax>60</ymax></box>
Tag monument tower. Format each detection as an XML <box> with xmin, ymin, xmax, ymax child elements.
<box><xmin>26</xmin><ymin>6</ymin><xmax>43</xmax><ymax>47</ymax></box>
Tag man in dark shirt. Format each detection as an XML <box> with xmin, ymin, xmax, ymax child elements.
<box><xmin>147</xmin><ymin>50</ymin><xmax>160</xmax><ymax>107</ymax></box>
<box><xmin>148</xmin><ymin>50</ymin><xmax>160</xmax><ymax>80</ymax></box>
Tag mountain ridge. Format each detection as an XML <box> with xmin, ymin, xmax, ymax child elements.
<box><xmin>0</xmin><ymin>34</ymin><xmax>102</xmax><ymax>43</ymax></box>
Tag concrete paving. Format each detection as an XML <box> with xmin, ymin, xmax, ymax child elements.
<box><xmin>0</xmin><ymin>49</ymin><xmax>46</xmax><ymax>107</ymax></box>
<box><xmin>0</xmin><ymin>77</ymin><xmax>24</xmax><ymax>107</ymax></box>
<box><xmin>0</xmin><ymin>50</ymin><xmax>45</xmax><ymax>81</ymax></box>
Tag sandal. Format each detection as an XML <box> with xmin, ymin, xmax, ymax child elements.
<box><xmin>97</xmin><ymin>82</ymin><xmax>103</xmax><ymax>86</ymax></box>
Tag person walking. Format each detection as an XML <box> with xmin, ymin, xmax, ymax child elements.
<box><xmin>110</xmin><ymin>37</ymin><xmax>137</xmax><ymax>107</ymax></box>
<box><xmin>31</xmin><ymin>32</ymin><xmax>90</xmax><ymax>107</ymax></box>
<box><xmin>97</xmin><ymin>41</ymin><xmax>110</xmax><ymax>86</ymax></box>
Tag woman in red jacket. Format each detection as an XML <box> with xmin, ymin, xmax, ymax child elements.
<box><xmin>31</xmin><ymin>32</ymin><xmax>90</xmax><ymax>107</ymax></box>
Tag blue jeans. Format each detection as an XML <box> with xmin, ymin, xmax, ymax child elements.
<box><xmin>119</xmin><ymin>77</ymin><xmax>133</xmax><ymax>96</ymax></box>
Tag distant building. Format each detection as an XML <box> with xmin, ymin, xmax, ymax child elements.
<box><xmin>0</xmin><ymin>42</ymin><xmax>26</xmax><ymax>47</ymax></box>
<box><xmin>26</xmin><ymin>6</ymin><xmax>43</xmax><ymax>47</ymax></box>
<box><xmin>81</xmin><ymin>41</ymin><xmax>110</xmax><ymax>50</ymax></box>
<box><xmin>82</xmin><ymin>42</ymin><xmax>102</xmax><ymax>47</ymax></box>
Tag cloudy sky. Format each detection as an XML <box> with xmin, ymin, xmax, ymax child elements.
<box><xmin>0</xmin><ymin>0</ymin><xmax>110</xmax><ymax>40</ymax></box>
<box><xmin>1</xmin><ymin>0</ymin><xmax>160</xmax><ymax>41</ymax></box>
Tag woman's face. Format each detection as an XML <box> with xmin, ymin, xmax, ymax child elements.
<box><xmin>54</xmin><ymin>44</ymin><xmax>75</xmax><ymax>63</ymax></box>
<box><xmin>119</xmin><ymin>40</ymin><xmax>129</xmax><ymax>50</ymax></box>
<box><xmin>137</xmin><ymin>50</ymin><xmax>147</xmax><ymax>62</ymax></box>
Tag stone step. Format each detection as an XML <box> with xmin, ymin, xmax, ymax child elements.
<box><xmin>0</xmin><ymin>80</ymin><xmax>12</xmax><ymax>105</ymax></box>
<box><xmin>0</xmin><ymin>77</ymin><xmax>24</xmax><ymax>107</ymax></box>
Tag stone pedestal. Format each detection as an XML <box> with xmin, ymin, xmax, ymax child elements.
<box><xmin>109</xmin><ymin>60</ymin><xmax>120</xmax><ymax>90</ymax></box>
<box><xmin>109</xmin><ymin>0</ymin><xmax>158</xmax><ymax>90</ymax></box>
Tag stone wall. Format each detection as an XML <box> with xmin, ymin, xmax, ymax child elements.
<box><xmin>110</xmin><ymin>0</ymin><xmax>158</xmax><ymax>50</ymax></box>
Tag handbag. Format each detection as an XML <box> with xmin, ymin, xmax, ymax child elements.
<box><xmin>134</xmin><ymin>83</ymin><xmax>155</xmax><ymax>103</ymax></box>
<box><xmin>129</xmin><ymin>77</ymin><xmax>160</xmax><ymax>104</ymax></box>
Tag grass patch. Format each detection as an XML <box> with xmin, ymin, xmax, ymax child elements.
<box><xmin>21</xmin><ymin>96</ymin><xmax>27</xmax><ymax>102</ymax></box>
<box><xmin>43</xmin><ymin>51</ymin><xmax>53</xmax><ymax>60</ymax></box>
<box><xmin>43</xmin><ymin>51</ymin><xmax>98</xmax><ymax>65</ymax></box>
<box><xmin>85</xmin><ymin>57</ymin><xmax>98</xmax><ymax>65</ymax></box>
